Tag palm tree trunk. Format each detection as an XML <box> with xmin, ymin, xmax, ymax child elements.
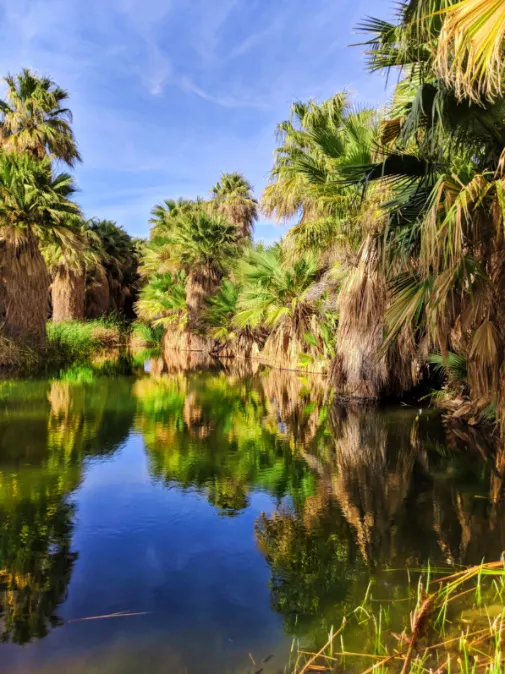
<box><xmin>331</xmin><ymin>238</ymin><xmax>419</xmax><ymax>399</ymax></box>
<box><xmin>162</xmin><ymin>265</ymin><xmax>217</xmax><ymax>355</ymax></box>
<box><xmin>186</xmin><ymin>271</ymin><xmax>206</xmax><ymax>330</ymax></box>
<box><xmin>0</xmin><ymin>237</ymin><xmax>49</xmax><ymax>346</ymax></box>
<box><xmin>86</xmin><ymin>264</ymin><xmax>110</xmax><ymax>318</ymax></box>
<box><xmin>330</xmin><ymin>238</ymin><xmax>388</xmax><ymax>399</ymax></box>
<box><xmin>52</xmin><ymin>266</ymin><xmax>86</xmax><ymax>322</ymax></box>
<box><xmin>186</xmin><ymin>266</ymin><xmax>216</xmax><ymax>330</ymax></box>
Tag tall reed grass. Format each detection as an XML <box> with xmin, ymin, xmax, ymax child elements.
<box><xmin>291</xmin><ymin>561</ymin><xmax>505</xmax><ymax>674</ymax></box>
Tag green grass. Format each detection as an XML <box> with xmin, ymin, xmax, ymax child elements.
<box><xmin>0</xmin><ymin>318</ymin><xmax>149</xmax><ymax>377</ymax></box>
<box><xmin>292</xmin><ymin>561</ymin><xmax>505</xmax><ymax>674</ymax></box>
<box><xmin>47</xmin><ymin>317</ymin><xmax>126</xmax><ymax>360</ymax></box>
<box><xmin>130</xmin><ymin>321</ymin><xmax>164</xmax><ymax>347</ymax></box>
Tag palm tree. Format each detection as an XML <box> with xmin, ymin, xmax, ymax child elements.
<box><xmin>141</xmin><ymin>199</ymin><xmax>202</xmax><ymax>280</ymax></box>
<box><xmin>354</xmin><ymin>1</ymin><xmax>505</xmax><ymax>413</ymax></box>
<box><xmin>167</xmin><ymin>210</ymin><xmax>239</xmax><ymax>329</ymax></box>
<box><xmin>0</xmin><ymin>152</ymin><xmax>80</xmax><ymax>345</ymax></box>
<box><xmin>0</xmin><ymin>69</ymin><xmax>81</xmax><ymax>166</ymax></box>
<box><xmin>85</xmin><ymin>219</ymin><xmax>139</xmax><ymax>318</ymax></box>
<box><xmin>262</xmin><ymin>93</ymin><xmax>410</xmax><ymax>392</ymax></box>
<box><xmin>261</xmin><ymin>94</ymin><xmax>376</xmax><ymax>255</ymax></box>
<box><xmin>43</xmin><ymin>223</ymin><xmax>102</xmax><ymax>322</ymax></box>
<box><xmin>211</xmin><ymin>172</ymin><xmax>258</xmax><ymax>240</ymax></box>
<box><xmin>234</xmin><ymin>245</ymin><xmax>334</xmax><ymax>369</ymax></box>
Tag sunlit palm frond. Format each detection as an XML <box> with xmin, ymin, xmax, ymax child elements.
<box><xmin>0</xmin><ymin>68</ymin><xmax>81</xmax><ymax>165</ymax></box>
<box><xmin>434</xmin><ymin>0</ymin><xmax>505</xmax><ymax>101</ymax></box>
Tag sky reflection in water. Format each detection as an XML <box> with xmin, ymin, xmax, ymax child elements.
<box><xmin>0</xmin><ymin>359</ymin><xmax>503</xmax><ymax>673</ymax></box>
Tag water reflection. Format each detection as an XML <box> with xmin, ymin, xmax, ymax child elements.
<box><xmin>0</xmin><ymin>362</ymin><xmax>503</xmax><ymax>669</ymax></box>
<box><xmin>134</xmin><ymin>370</ymin><xmax>316</xmax><ymax>516</ymax></box>
<box><xmin>0</xmin><ymin>381</ymin><xmax>77</xmax><ymax>644</ymax></box>
<box><xmin>0</xmin><ymin>477</ymin><xmax>76</xmax><ymax>644</ymax></box>
<box><xmin>0</xmin><ymin>378</ymin><xmax>136</xmax><ymax>645</ymax></box>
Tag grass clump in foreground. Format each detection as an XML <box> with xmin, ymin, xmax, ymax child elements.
<box><xmin>292</xmin><ymin>561</ymin><xmax>505</xmax><ymax>674</ymax></box>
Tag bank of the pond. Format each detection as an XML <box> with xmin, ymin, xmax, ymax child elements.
<box><xmin>0</xmin><ymin>319</ymin><xmax>164</xmax><ymax>376</ymax></box>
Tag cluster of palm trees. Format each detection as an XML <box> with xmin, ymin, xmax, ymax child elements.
<box><xmin>139</xmin><ymin>0</ymin><xmax>505</xmax><ymax>433</ymax></box>
<box><xmin>0</xmin><ymin>69</ymin><xmax>138</xmax><ymax>348</ymax></box>
<box><xmin>137</xmin><ymin>173</ymin><xmax>339</xmax><ymax>368</ymax></box>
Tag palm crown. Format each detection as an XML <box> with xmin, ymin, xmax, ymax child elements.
<box><xmin>0</xmin><ymin>69</ymin><xmax>81</xmax><ymax>166</ymax></box>
<box><xmin>0</xmin><ymin>152</ymin><xmax>80</xmax><ymax>246</ymax></box>
<box><xmin>167</xmin><ymin>209</ymin><xmax>239</xmax><ymax>273</ymax></box>
<box><xmin>211</xmin><ymin>172</ymin><xmax>258</xmax><ymax>240</ymax></box>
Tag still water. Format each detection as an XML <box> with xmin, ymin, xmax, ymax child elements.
<box><xmin>0</xmin><ymin>358</ymin><xmax>503</xmax><ymax>673</ymax></box>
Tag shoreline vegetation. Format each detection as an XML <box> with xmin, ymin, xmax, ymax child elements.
<box><xmin>292</xmin><ymin>561</ymin><xmax>505</xmax><ymax>674</ymax></box>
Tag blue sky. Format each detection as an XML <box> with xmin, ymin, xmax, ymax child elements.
<box><xmin>0</xmin><ymin>0</ymin><xmax>392</xmax><ymax>243</ymax></box>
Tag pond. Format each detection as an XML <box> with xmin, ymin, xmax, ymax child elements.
<box><xmin>0</xmin><ymin>358</ymin><xmax>503</xmax><ymax>673</ymax></box>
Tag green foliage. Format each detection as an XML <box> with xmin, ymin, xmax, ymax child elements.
<box><xmin>167</xmin><ymin>209</ymin><xmax>239</xmax><ymax>271</ymax></box>
<box><xmin>428</xmin><ymin>352</ymin><xmax>468</xmax><ymax>385</ymax></box>
<box><xmin>131</xmin><ymin>321</ymin><xmax>165</xmax><ymax>346</ymax></box>
<box><xmin>210</xmin><ymin>172</ymin><xmax>258</xmax><ymax>239</ymax></box>
<box><xmin>46</xmin><ymin>318</ymin><xmax>125</xmax><ymax>360</ymax></box>
<box><xmin>0</xmin><ymin>68</ymin><xmax>81</xmax><ymax>166</ymax></box>
<box><xmin>0</xmin><ymin>151</ymin><xmax>80</xmax><ymax>242</ymax></box>
<box><xmin>87</xmin><ymin>218</ymin><xmax>140</xmax><ymax>315</ymax></box>
<box><xmin>262</xmin><ymin>93</ymin><xmax>379</xmax><ymax>258</ymax></box>
<box><xmin>234</xmin><ymin>245</ymin><xmax>320</xmax><ymax>330</ymax></box>
<box><xmin>136</xmin><ymin>271</ymin><xmax>187</xmax><ymax>327</ymax></box>
<box><xmin>42</xmin><ymin>220</ymin><xmax>102</xmax><ymax>274</ymax></box>
<box><xmin>299</xmin><ymin>314</ymin><xmax>339</xmax><ymax>368</ymax></box>
<box><xmin>204</xmin><ymin>279</ymin><xmax>240</xmax><ymax>340</ymax></box>
<box><xmin>149</xmin><ymin>197</ymin><xmax>203</xmax><ymax>238</ymax></box>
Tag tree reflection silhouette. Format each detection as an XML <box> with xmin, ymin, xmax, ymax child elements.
<box><xmin>0</xmin><ymin>376</ymin><xmax>135</xmax><ymax>644</ymax></box>
<box><xmin>135</xmin><ymin>368</ymin><xmax>324</xmax><ymax>516</ymax></box>
<box><xmin>0</xmin><ymin>366</ymin><xmax>504</xmax><ymax>649</ymax></box>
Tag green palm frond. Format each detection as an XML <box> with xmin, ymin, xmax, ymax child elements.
<box><xmin>0</xmin><ymin>152</ymin><xmax>80</xmax><ymax>245</ymax></box>
<box><xmin>136</xmin><ymin>271</ymin><xmax>187</xmax><ymax>327</ymax></box>
<box><xmin>167</xmin><ymin>209</ymin><xmax>239</xmax><ymax>272</ymax></box>
<box><xmin>210</xmin><ymin>172</ymin><xmax>258</xmax><ymax>239</ymax></box>
<box><xmin>234</xmin><ymin>246</ymin><xmax>320</xmax><ymax>330</ymax></box>
<box><xmin>42</xmin><ymin>221</ymin><xmax>102</xmax><ymax>274</ymax></box>
<box><xmin>428</xmin><ymin>351</ymin><xmax>468</xmax><ymax>383</ymax></box>
<box><xmin>204</xmin><ymin>279</ymin><xmax>240</xmax><ymax>339</ymax></box>
<box><xmin>0</xmin><ymin>68</ymin><xmax>81</xmax><ymax>165</ymax></box>
<box><xmin>261</xmin><ymin>93</ymin><xmax>379</xmax><ymax>233</ymax></box>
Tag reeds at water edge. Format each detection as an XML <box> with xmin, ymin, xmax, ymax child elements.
<box><xmin>291</xmin><ymin>560</ymin><xmax>505</xmax><ymax>674</ymax></box>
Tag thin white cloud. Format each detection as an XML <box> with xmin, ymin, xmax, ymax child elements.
<box><xmin>0</xmin><ymin>0</ymin><xmax>393</xmax><ymax>240</ymax></box>
<box><xmin>229</xmin><ymin>17</ymin><xmax>284</xmax><ymax>58</ymax></box>
<box><xmin>178</xmin><ymin>76</ymin><xmax>270</xmax><ymax>110</ymax></box>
